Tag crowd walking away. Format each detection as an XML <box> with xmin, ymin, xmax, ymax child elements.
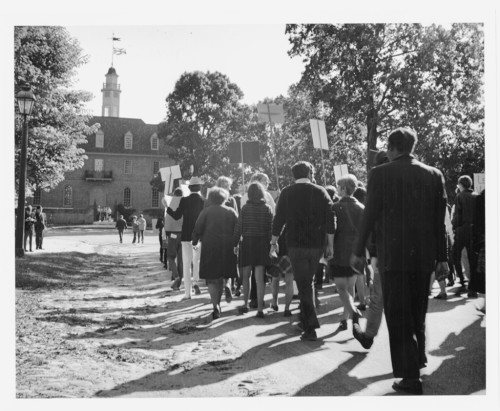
<box><xmin>87</xmin><ymin>126</ymin><xmax>484</xmax><ymax>397</ymax></box>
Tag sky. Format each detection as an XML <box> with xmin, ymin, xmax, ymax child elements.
<box><xmin>65</xmin><ymin>25</ymin><xmax>305</xmax><ymax>124</ymax></box>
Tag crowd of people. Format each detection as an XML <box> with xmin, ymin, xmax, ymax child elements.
<box><xmin>155</xmin><ymin>127</ymin><xmax>485</xmax><ymax>396</ymax></box>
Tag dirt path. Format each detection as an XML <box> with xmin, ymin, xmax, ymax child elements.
<box><xmin>15</xmin><ymin>228</ymin><xmax>487</xmax><ymax>399</ymax></box>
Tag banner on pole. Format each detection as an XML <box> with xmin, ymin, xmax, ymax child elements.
<box><xmin>333</xmin><ymin>164</ymin><xmax>349</xmax><ymax>183</ymax></box>
<box><xmin>473</xmin><ymin>173</ymin><xmax>485</xmax><ymax>194</ymax></box>
<box><xmin>310</xmin><ymin>119</ymin><xmax>329</xmax><ymax>150</ymax></box>
<box><xmin>228</xmin><ymin>141</ymin><xmax>260</xmax><ymax>163</ymax></box>
<box><xmin>257</xmin><ymin>103</ymin><xmax>285</xmax><ymax>124</ymax></box>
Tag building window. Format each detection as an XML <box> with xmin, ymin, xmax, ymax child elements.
<box><xmin>33</xmin><ymin>187</ymin><xmax>41</xmax><ymax>205</ymax></box>
<box><xmin>124</xmin><ymin>159</ymin><xmax>132</xmax><ymax>175</ymax></box>
<box><xmin>152</xmin><ymin>188</ymin><xmax>159</xmax><ymax>208</ymax></box>
<box><xmin>95</xmin><ymin>159</ymin><xmax>104</xmax><ymax>171</ymax></box>
<box><xmin>124</xmin><ymin>187</ymin><xmax>131</xmax><ymax>207</ymax></box>
<box><xmin>153</xmin><ymin>161</ymin><xmax>160</xmax><ymax>175</ymax></box>
<box><xmin>103</xmin><ymin>107</ymin><xmax>109</xmax><ymax>117</ymax></box>
<box><xmin>63</xmin><ymin>185</ymin><xmax>73</xmax><ymax>207</ymax></box>
<box><xmin>151</xmin><ymin>134</ymin><xmax>159</xmax><ymax>150</ymax></box>
<box><xmin>124</xmin><ymin>131</ymin><xmax>133</xmax><ymax>149</ymax></box>
<box><xmin>96</xmin><ymin>130</ymin><xmax>104</xmax><ymax>148</ymax></box>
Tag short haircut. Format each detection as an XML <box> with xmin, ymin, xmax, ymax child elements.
<box><xmin>387</xmin><ymin>127</ymin><xmax>417</xmax><ymax>154</ymax></box>
<box><xmin>247</xmin><ymin>182</ymin><xmax>265</xmax><ymax>203</ymax></box>
<box><xmin>374</xmin><ymin>150</ymin><xmax>389</xmax><ymax>166</ymax></box>
<box><xmin>216</xmin><ymin>176</ymin><xmax>233</xmax><ymax>191</ymax></box>
<box><xmin>325</xmin><ymin>185</ymin><xmax>337</xmax><ymax>199</ymax></box>
<box><xmin>458</xmin><ymin>175</ymin><xmax>473</xmax><ymax>189</ymax></box>
<box><xmin>174</xmin><ymin>187</ymin><xmax>183</xmax><ymax>197</ymax></box>
<box><xmin>337</xmin><ymin>174</ymin><xmax>358</xmax><ymax>196</ymax></box>
<box><xmin>353</xmin><ymin>187</ymin><xmax>367</xmax><ymax>204</ymax></box>
<box><xmin>189</xmin><ymin>184</ymin><xmax>202</xmax><ymax>192</ymax></box>
<box><xmin>208</xmin><ymin>186</ymin><xmax>229</xmax><ymax>205</ymax></box>
<box><xmin>292</xmin><ymin>161</ymin><xmax>314</xmax><ymax>180</ymax></box>
<box><xmin>250</xmin><ymin>172</ymin><xmax>270</xmax><ymax>187</ymax></box>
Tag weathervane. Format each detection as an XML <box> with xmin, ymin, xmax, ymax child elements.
<box><xmin>110</xmin><ymin>33</ymin><xmax>126</xmax><ymax>67</ymax></box>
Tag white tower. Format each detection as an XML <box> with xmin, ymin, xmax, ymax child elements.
<box><xmin>101</xmin><ymin>67</ymin><xmax>121</xmax><ymax>117</ymax></box>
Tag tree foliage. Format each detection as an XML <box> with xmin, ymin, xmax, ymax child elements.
<box><xmin>14</xmin><ymin>26</ymin><xmax>98</xmax><ymax>198</ymax></box>
<box><xmin>286</xmin><ymin>23</ymin><xmax>484</xmax><ymax>194</ymax></box>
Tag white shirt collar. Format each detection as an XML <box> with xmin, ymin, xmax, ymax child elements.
<box><xmin>295</xmin><ymin>178</ymin><xmax>311</xmax><ymax>184</ymax></box>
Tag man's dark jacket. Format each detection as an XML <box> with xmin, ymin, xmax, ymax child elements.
<box><xmin>354</xmin><ymin>154</ymin><xmax>448</xmax><ymax>273</ymax></box>
<box><xmin>167</xmin><ymin>192</ymin><xmax>205</xmax><ymax>242</ymax></box>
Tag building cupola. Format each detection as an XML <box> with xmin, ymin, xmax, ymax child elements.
<box><xmin>101</xmin><ymin>67</ymin><xmax>121</xmax><ymax>117</ymax></box>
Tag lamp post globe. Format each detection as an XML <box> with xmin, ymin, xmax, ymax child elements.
<box><xmin>15</xmin><ymin>84</ymin><xmax>36</xmax><ymax>258</ymax></box>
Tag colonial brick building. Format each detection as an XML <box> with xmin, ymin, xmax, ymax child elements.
<box><xmin>30</xmin><ymin>66</ymin><xmax>174</xmax><ymax>225</ymax></box>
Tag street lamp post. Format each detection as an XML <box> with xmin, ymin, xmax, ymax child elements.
<box><xmin>15</xmin><ymin>84</ymin><xmax>36</xmax><ymax>258</ymax></box>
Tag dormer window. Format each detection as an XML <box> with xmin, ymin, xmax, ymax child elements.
<box><xmin>124</xmin><ymin>131</ymin><xmax>133</xmax><ymax>149</ymax></box>
<box><xmin>96</xmin><ymin>130</ymin><xmax>104</xmax><ymax>148</ymax></box>
<box><xmin>151</xmin><ymin>134</ymin><xmax>159</xmax><ymax>150</ymax></box>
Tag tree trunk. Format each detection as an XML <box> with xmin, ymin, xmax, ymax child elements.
<box><xmin>366</xmin><ymin>108</ymin><xmax>378</xmax><ymax>173</ymax></box>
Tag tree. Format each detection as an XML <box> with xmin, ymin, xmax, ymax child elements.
<box><xmin>286</xmin><ymin>23</ymin><xmax>484</xmax><ymax>188</ymax></box>
<box><xmin>14</xmin><ymin>26</ymin><xmax>98</xmax><ymax>198</ymax></box>
<box><xmin>158</xmin><ymin>71</ymin><xmax>245</xmax><ymax>181</ymax></box>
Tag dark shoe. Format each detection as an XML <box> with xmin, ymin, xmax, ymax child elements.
<box><xmin>237</xmin><ymin>305</ymin><xmax>249</xmax><ymax>314</ymax></box>
<box><xmin>292</xmin><ymin>294</ymin><xmax>299</xmax><ymax>300</ymax></box>
<box><xmin>392</xmin><ymin>379</ymin><xmax>423</xmax><ymax>395</ymax></box>
<box><xmin>467</xmin><ymin>290</ymin><xmax>478</xmax><ymax>298</ymax></box>
<box><xmin>234</xmin><ymin>287</ymin><xmax>241</xmax><ymax>297</ymax></box>
<box><xmin>256</xmin><ymin>311</ymin><xmax>265</xmax><ymax>319</ymax></box>
<box><xmin>171</xmin><ymin>278</ymin><xmax>181</xmax><ymax>291</ymax></box>
<box><xmin>447</xmin><ymin>280</ymin><xmax>455</xmax><ymax>287</ymax></box>
<box><xmin>193</xmin><ymin>284</ymin><xmax>201</xmax><ymax>295</ymax></box>
<box><xmin>270</xmin><ymin>304</ymin><xmax>279</xmax><ymax>312</ymax></box>
<box><xmin>249</xmin><ymin>300</ymin><xmax>258</xmax><ymax>309</ymax></box>
<box><xmin>455</xmin><ymin>286</ymin><xmax>467</xmax><ymax>296</ymax></box>
<box><xmin>225</xmin><ymin>286</ymin><xmax>233</xmax><ymax>303</ymax></box>
<box><xmin>212</xmin><ymin>308</ymin><xmax>220</xmax><ymax>320</ymax></box>
<box><xmin>300</xmin><ymin>330</ymin><xmax>318</xmax><ymax>341</ymax></box>
<box><xmin>337</xmin><ymin>320</ymin><xmax>348</xmax><ymax>331</ymax></box>
<box><xmin>357</xmin><ymin>303</ymin><xmax>366</xmax><ymax>311</ymax></box>
<box><xmin>434</xmin><ymin>292</ymin><xmax>447</xmax><ymax>300</ymax></box>
<box><xmin>284</xmin><ymin>309</ymin><xmax>292</xmax><ymax>317</ymax></box>
<box><xmin>352</xmin><ymin>323</ymin><xmax>374</xmax><ymax>349</ymax></box>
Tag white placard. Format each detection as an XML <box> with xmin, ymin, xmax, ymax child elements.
<box><xmin>333</xmin><ymin>164</ymin><xmax>349</xmax><ymax>183</ymax></box>
<box><xmin>473</xmin><ymin>173</ymin><xmax>485</xmax><ymax>194</ymax></box>
<box><xmin>159</xmin><ymin>165</ymin><xmax>183</xmax><ymax>194</ymax></box>
<box><xmin>310</xmin><ymin>119</ymin><xmax>329</xmax><ymax>150</ymax></box>
<box><xmin>257</xmin><ymin>103</ymin><xmax>285</xmax><ymax>124</ymax></box>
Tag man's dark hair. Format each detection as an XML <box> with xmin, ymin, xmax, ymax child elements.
<box><xmin>291</xmin><ymin>161</ymin><xmax>314</xmax><ymax>180</ymax></box>
<box><xmin>189</xmin><ymin>184</ymin><xmax>202</xmax><ymax>193</ymax></box>
<box><xmin>247</xmin><ymin>182</ymin><xmax>265</xmax><ymax>203</ymax></box>
<box><xmin>458</xmin><ymin>175</ymin><xmax>473</xmax><ymax>189</ymax></box>
<box><xmin>387</xmin><ymin>127</ymin><xmax>418</xmax><ymax>154</ymax></box>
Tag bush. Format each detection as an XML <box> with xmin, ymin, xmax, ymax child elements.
<box><xmin>114</xmin><ymin>204</ymin><xmax>136</xmax><ymax>222</ymax></box>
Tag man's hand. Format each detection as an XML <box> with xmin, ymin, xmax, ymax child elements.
<box><xmin>435</xmin><ymin>261</ymin><xmax>450</xmax><ymax>278</ymax></box>
<box><xmin>324</xmin><ymin>243</ymin><xmax>334</xmax><ymax>260</ymax></box>
<box><xmin>350</xmin><ymin>253</ymin><xmax>366</xmax><ymax>275</ymax></box>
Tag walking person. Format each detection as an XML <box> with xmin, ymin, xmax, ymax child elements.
<box><xmin>192</xmin><ymin>187</ymin><xmax>238</xmax><ymax>320</ymax></box>
<box><xmin>451</xmin><ymin>175</ymin><xmax>478</xmax><ymax>297</ymax></box>
<box><xmin>137</xmin><ymin>214</ymin><xmax>147</xmax><ymax>244</ymax></box>
<box><xmin>115</xmin><ymin>214</ymin><xmax>127</xmax><ymax>243</ymax></box>
<box><xmin>351</xmin><ymin>127</ymin><xmax>449</xmax><ymax>395</ymax></box>
<box><xmin>271</xmin><ymin>161</ymin><xmax>335</xmax><ymax>341</ymax></box>
<box><xmin>34</xmin><ymin>206</ymin><xmax>47</xmax><ymax>250</ymax></box>
<box><xmin>233</xmin><ymin>182</ymin><xmax>273</xmax><ymax>318</ymax></box>
<box><xmin>24</xmin><ymin>205</ymin><xmax>35</xmax><ymax>252</ymax></box>
<box><xmin>167</xmin><ymin>177</ymin><xmax>205</xmax><ymax>299</ymax></box>
<box><xmin>131</xmin><ymin>216</ymin><xmax>139</xmax><ymax>244</ymax></box>
<box><xmin>165</xmin><ymin>188</ymin><xmax>184</xmax><ymax>290</ymax></box>
<box><xmin>330</xmin><ymin>174</ymin><xmax>365</xmax><ymax>332</ymax></box>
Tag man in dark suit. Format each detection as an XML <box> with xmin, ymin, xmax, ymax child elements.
<box><xmin>351</xmin><ymin>128</ymin><xmax>449</xmax><ymax>395</ymax></box>
<box><xmin>167</xmin><ymin>177</ymin><xmax>205</xmax><ymax>299</ymax></box>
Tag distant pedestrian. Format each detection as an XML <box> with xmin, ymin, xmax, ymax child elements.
<box><xmin>193</xmin><ymin>187</ymin><xmax>238</xmax><ymax>320</ymax></box>
<box><xmin>131</xmin><ymin>216</ymin><xmax>139</xmax><ymax>244</ymax></box>
<box><xmin>137</xmin><ymin>214</ymin><xmax>147</xmax><ymax>244</ymax></box>
<box><xmin>24</xmin><ymin>205</ymin><xmax>35</xmax><ymax>252</ymax></box>
<box><xmin>165</xmin><ymin>188</ymin><xmax>184</xmax><ymax>290</ymax></box>
<box><xmin>115</xmin><ymin>215</ymin><xmax>127</xmax><ymax>243</ymax></box>
<box><xmin>34</xmin><ymin>205</ymin><xmax>47</xmax><ymax>250</ymax></box>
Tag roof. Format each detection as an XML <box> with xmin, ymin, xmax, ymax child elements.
<box><xmin>83</xmin><ymin>116</ymin><xmax>174</xmax><ymax>155</ymax></box>
<box><xmin>106</xmin><ymin>67</ymin><xmax>117</xmax><ymax>76</ymax></box>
